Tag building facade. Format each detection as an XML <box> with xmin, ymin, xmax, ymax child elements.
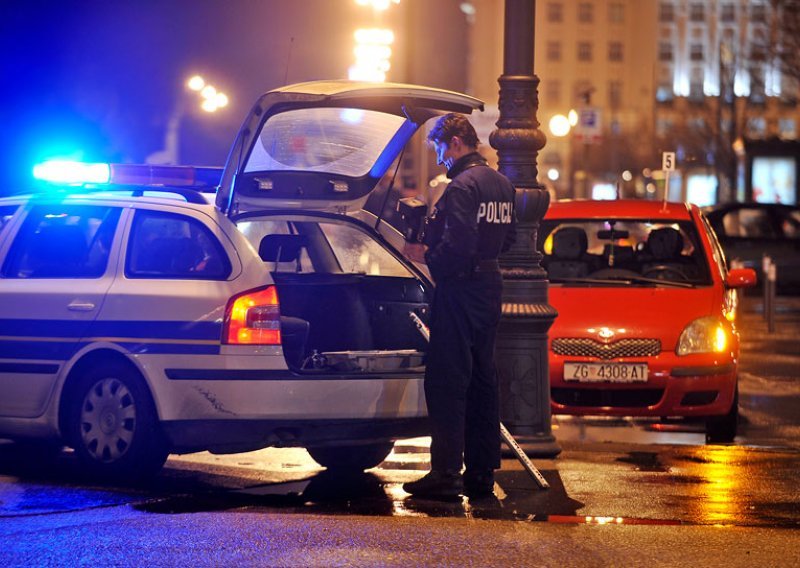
<box><xmin>459</xmin><ymin>0</ymin><xmax>799</xmax><ymax>205</ymax></box>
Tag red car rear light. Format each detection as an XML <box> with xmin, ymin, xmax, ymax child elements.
<box><xmin>223</xmin><ymin>286</ymin><xmax>281</xmax><ymax>345</ymax></box>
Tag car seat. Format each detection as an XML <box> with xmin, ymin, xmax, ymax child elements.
<box><xmin>547</xmin><ymin>227</ymin><xmax>592</xmax><ymax>278</ymax></box>
<box><xmin>259</xmin><ymin>234</ymin><xmax>308</xmax><ymax>272</ymax></box>
<box><xmin>640</xmin><ymin>227</ymin><xmax>697</xmax><ymax>280</ymax></box>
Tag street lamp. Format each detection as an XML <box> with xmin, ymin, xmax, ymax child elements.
<box><xmin>548</xmin><ymin>114</ymin><xmax>571</xmax><ymax>138</ymax></box>
<box><xmin>187</xmin><ymin>75</ymin><xmax>229</xmax><ymax>113</ymax></box>
<box><xmin>547</xmin><ymin>112</ymin><xmax>576</xmax><ymax>197</ymax></box>
<box><xmin>355</xmin><ymin>0</ymin><xmax>400</xmax><ymax>9</ymax></box>
<box><xmin>146</xmin><ymin>75</ymin><xmax>230</xmax><ymax>165</ymax></box>
<box><xmin>350</xmin><ymin>0</ymin><xmax>400</xmax><ymax>82</ymax></box>
<box><xmin>349</xmin><ymin>28</ymin><xmax>394</xmax><ymax>82</ymax></box>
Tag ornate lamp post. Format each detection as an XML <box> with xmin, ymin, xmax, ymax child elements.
<box><xmin>490</xmin><ymin>0</ymin><xmax>560</xmax><ymax>457</ymax></box>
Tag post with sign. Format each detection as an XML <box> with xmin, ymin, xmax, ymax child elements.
<box><xmin>662</xmin><ymin>151</ymin><xmax>675</xmax><ymax>208</ymax></box>
<box><xmin>574</xmin><ymin>104</ymin><xmax>601</xmax><ymax>199</ymax></box>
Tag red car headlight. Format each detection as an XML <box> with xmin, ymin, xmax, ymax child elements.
<box><xmin>676</xmin><ymin>316</ymin><xmax>728</xmax><ymax>356</ymax></box>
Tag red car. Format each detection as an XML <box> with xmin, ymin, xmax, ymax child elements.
<box><xmin>540</xmin><ymin>200</ymin><xmax>756</xmax><ymax>442</ymax></box>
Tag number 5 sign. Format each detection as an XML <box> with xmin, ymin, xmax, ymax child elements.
<box><xmin>662</xmin><ymin>152</ymin><xmax>676</xmax><ymax>172</ymax></box>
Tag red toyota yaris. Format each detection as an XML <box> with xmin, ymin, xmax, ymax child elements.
<box><xmin>540</xmin><ymin>200</ymin><xmax>757</xmax><ymax>442</ymax></box>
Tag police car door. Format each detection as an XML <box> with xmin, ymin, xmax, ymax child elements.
<box><xmin>0</xmin><ymin>202</ymin><xmax>121</xmax><ymax>418</ymax></box>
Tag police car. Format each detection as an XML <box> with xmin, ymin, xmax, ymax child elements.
<box><xmin>0</xmin><ymin>81</ymin><xmax>483</xmax><ymax>479</ymax></box>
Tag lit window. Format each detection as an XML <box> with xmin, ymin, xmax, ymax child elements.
<box><xmin>778</xmin><ymin>118</ymin><xmax>796</xmax><ymax>139</ymax></box>
<box><xmin>689</xmin><ymin>67</ymin><xmax>705</xmax><ymax>101</ymax></box>
<box><xmin>747</xmin><ymin>117</ymin><xmax>766</xmax><ymax>137</ymax></box>
<box><xmin>656</xmin><ymin>85</ymin><xmax>674</xmax><ymax>103</ymax></box>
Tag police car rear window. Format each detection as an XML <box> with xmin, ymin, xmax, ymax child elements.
<box><xmin>238</xmin><ymin>218</ymin><xmax>412</xmax><ymax>277</ymax></box>
<box><xmin>126</xmin><ymin>210</ymin><xmax>231</xmax><ymax>280</ymax></box>
<box><xmin>244</xmin><ymin>107</ymin><xmax>405</xmax><ymax>177</ymax></box>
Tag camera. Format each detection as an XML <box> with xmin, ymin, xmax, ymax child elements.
<box><xmin>397</xmin><ymin>197</ymin><xmax>427</xmax><ymax>242</ymax></box>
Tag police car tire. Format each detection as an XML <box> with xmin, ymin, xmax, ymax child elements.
<box><xmin>66</xmin><ymin>362</ymin><xmax>168</xmax><ymax>480</ymax></box>
<box><xmin>307</xmin><ymin>442</ymin><xmax>394</xmax><ymax>472</ymax></box>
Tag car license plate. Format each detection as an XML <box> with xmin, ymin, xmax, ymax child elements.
<box><xmin>564</xmin><ymin>362</ymin><xmax>648</xmax><ymax>383</ymax></box>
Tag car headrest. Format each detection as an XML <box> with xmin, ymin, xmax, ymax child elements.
<box><xmin>646</xmin><ymin>227</ymin><xmax>683</xmax><ymax>260</ymax></box>
<box><xmin>259</xmin><ymin>234</ymin><xmax>308</xmax><ymax>262</ymax></box>
<box><xmin>551</xmin><ymin>227</ymin><xmax>588</xmax><ymax>260</ymax></box>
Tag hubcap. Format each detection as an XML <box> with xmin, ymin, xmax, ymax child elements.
<box><xmin>79</xmin><ymin>378</ymin><xmax>136</xmax><ymax>463</ymax></box>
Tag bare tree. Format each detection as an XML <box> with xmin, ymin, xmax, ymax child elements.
<box><xmin>768</xmin><ymin>0</ymin><xmax>800</xmax><ymax>82</ymax></box>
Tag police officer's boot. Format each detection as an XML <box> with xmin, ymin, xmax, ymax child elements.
<box><xmin>464</xmin><ymin>469</ymin><xmax>495</xmax><ymax>498</ymax></box>
<box><xmin>402</xmin><ymin>470</ymin><xmax>463</xmax><ymax>499</ymax></box>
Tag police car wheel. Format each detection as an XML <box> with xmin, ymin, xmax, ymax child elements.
<box><xmin>67</xmin><ymin>362</ymin><xmax>168</xmax><ymax>480</ymax></box>
<box><xmin>307</xmin><ymin>442</ymin><xmax>394</xmax><ymax>472</ymax></box>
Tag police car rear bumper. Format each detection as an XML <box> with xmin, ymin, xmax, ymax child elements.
<box><xmin>163</xmin><ymin>417</ymin><xmax>429</xmax><ymax>454</ymax></box>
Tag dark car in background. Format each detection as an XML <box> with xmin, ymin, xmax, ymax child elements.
<box><xmin>704</xmin><ymin>203</ymin><xmax>800</xmax><ymax>293</ymax></box>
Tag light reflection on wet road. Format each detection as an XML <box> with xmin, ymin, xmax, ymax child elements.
<box><xmin>0</xmin><ymin>297</ymin><xmax>798</xmax><ymax>531</ymax></box>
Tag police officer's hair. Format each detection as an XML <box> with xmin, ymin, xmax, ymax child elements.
<box><xmin>427</xmin><ymin>113</ymin><xmax>480</xmax><ymax>148</ymax></box>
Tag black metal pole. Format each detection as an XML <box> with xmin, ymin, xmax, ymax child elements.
<box><xmin>490</xmin><ymin>0</ymin><xmax>560</xmax><ymax>457</ymax></box>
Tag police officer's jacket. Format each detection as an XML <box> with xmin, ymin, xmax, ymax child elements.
<box><xmin>424</xmin><ymin>151</ymin><xmax>516</xmax><ymax>282</ymax></box>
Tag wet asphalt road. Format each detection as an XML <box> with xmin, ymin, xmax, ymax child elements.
<box><xmin>0</xmin><ymin>296</ymin><xmax>799</xmax><ymax>565</ymax></box>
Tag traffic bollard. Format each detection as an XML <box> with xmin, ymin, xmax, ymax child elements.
<box><xmin>762</xmin><ymin>255</ymin><xmax>771</xmax><ymax>322</ymax></box>
<box><xmin>768</xmin><ymin>261</ymin><xmax>777</xmax><ymax>333</ymax></box>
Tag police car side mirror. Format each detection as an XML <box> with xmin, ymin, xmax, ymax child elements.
<box><xmin>397</xmin><ymin>197</ymin><xmax>427</xmax><ymax>243</ymax></box>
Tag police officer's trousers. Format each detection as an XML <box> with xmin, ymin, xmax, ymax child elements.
<box><xmin>424</xmin><ymin>270</ymin><xmax>503</xmax><ymax>474</ymax></box>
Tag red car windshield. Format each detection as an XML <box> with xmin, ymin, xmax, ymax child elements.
<box><xmin>539</xmin><ymin>219</ymin><xmax>712</xmax><ymax>286</ymax></box>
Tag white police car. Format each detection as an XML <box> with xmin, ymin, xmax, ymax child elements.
<box><xmin>0</xmin><ymin>81</ymin><xmax>483</xmax><ymax>479</ymax></box>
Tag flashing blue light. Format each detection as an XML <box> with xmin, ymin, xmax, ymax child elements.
<box><xmin>33</xmin><ymin>160</ymin><xmax>111</xmax><ymax>184</ymax></box>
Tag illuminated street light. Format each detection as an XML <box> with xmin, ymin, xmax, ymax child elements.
<box><xmin>187</xmin><ymin>75</ymin><xmax>205</xmax><ymax>91</ymax></box>
<box><xmin>548</xmin><ymin>114</ymin><xmax>571</xmax><ymax>137</ymax></box>
<box><xmin>147</xmin><ymin>74</ymin><xmax>230</xmax><ymax>164</ymax></box>
<box><xmin>568</xmin><ymin>109</ymin><xmax>579</xmax><ymax>127</ymax></box>
<box><xmin>349</xmin><ymin>27</ymin><xmax>395</xmax><ymax>82</ymax></box>
<box><xmin>351</xmin><ymin>0</ymin><xmax>399</xmax><ymax>83</ymax></box>
<box><xmin>355</xmin><ymin>0</ymin><xmax>400</xmax><ymax>10</ymax></box>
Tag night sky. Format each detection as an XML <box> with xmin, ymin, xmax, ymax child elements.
<box><xmin>0</xmin><ymin>0</ymin><xmax>403</xmax><ymax>192</ymax></box>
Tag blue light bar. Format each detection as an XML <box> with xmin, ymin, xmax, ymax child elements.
<box><xmin>33</xmin><ymin>160</ymin><xmax>111</xmax><ymax>184</ymax></box>
<box><xmin>31</xmin><ymin>161</ymin><xmax>223</xmax><ymax>188</ymax></box>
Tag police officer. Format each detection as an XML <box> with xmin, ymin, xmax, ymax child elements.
<box><xmin>403</xmin><ymin>113</ymin><xmax>516</xmax><ymax>499</ymax></box>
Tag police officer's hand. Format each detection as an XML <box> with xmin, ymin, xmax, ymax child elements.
<box><xmin>403</xmin><ymin>242</ymin><xmax>427</xmax><ymax>264</ymax></box>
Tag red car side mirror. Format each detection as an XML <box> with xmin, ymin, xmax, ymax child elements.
<box><xmin>726</xmin><ymin>268</ymin><xmax>757</xmax><ymax>288</ymax></box>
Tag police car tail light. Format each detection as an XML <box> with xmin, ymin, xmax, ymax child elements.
<box><xmin>223</xmin><ymin>286</ymin><xmax>282</xmax><ymax>345</ymax></box>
